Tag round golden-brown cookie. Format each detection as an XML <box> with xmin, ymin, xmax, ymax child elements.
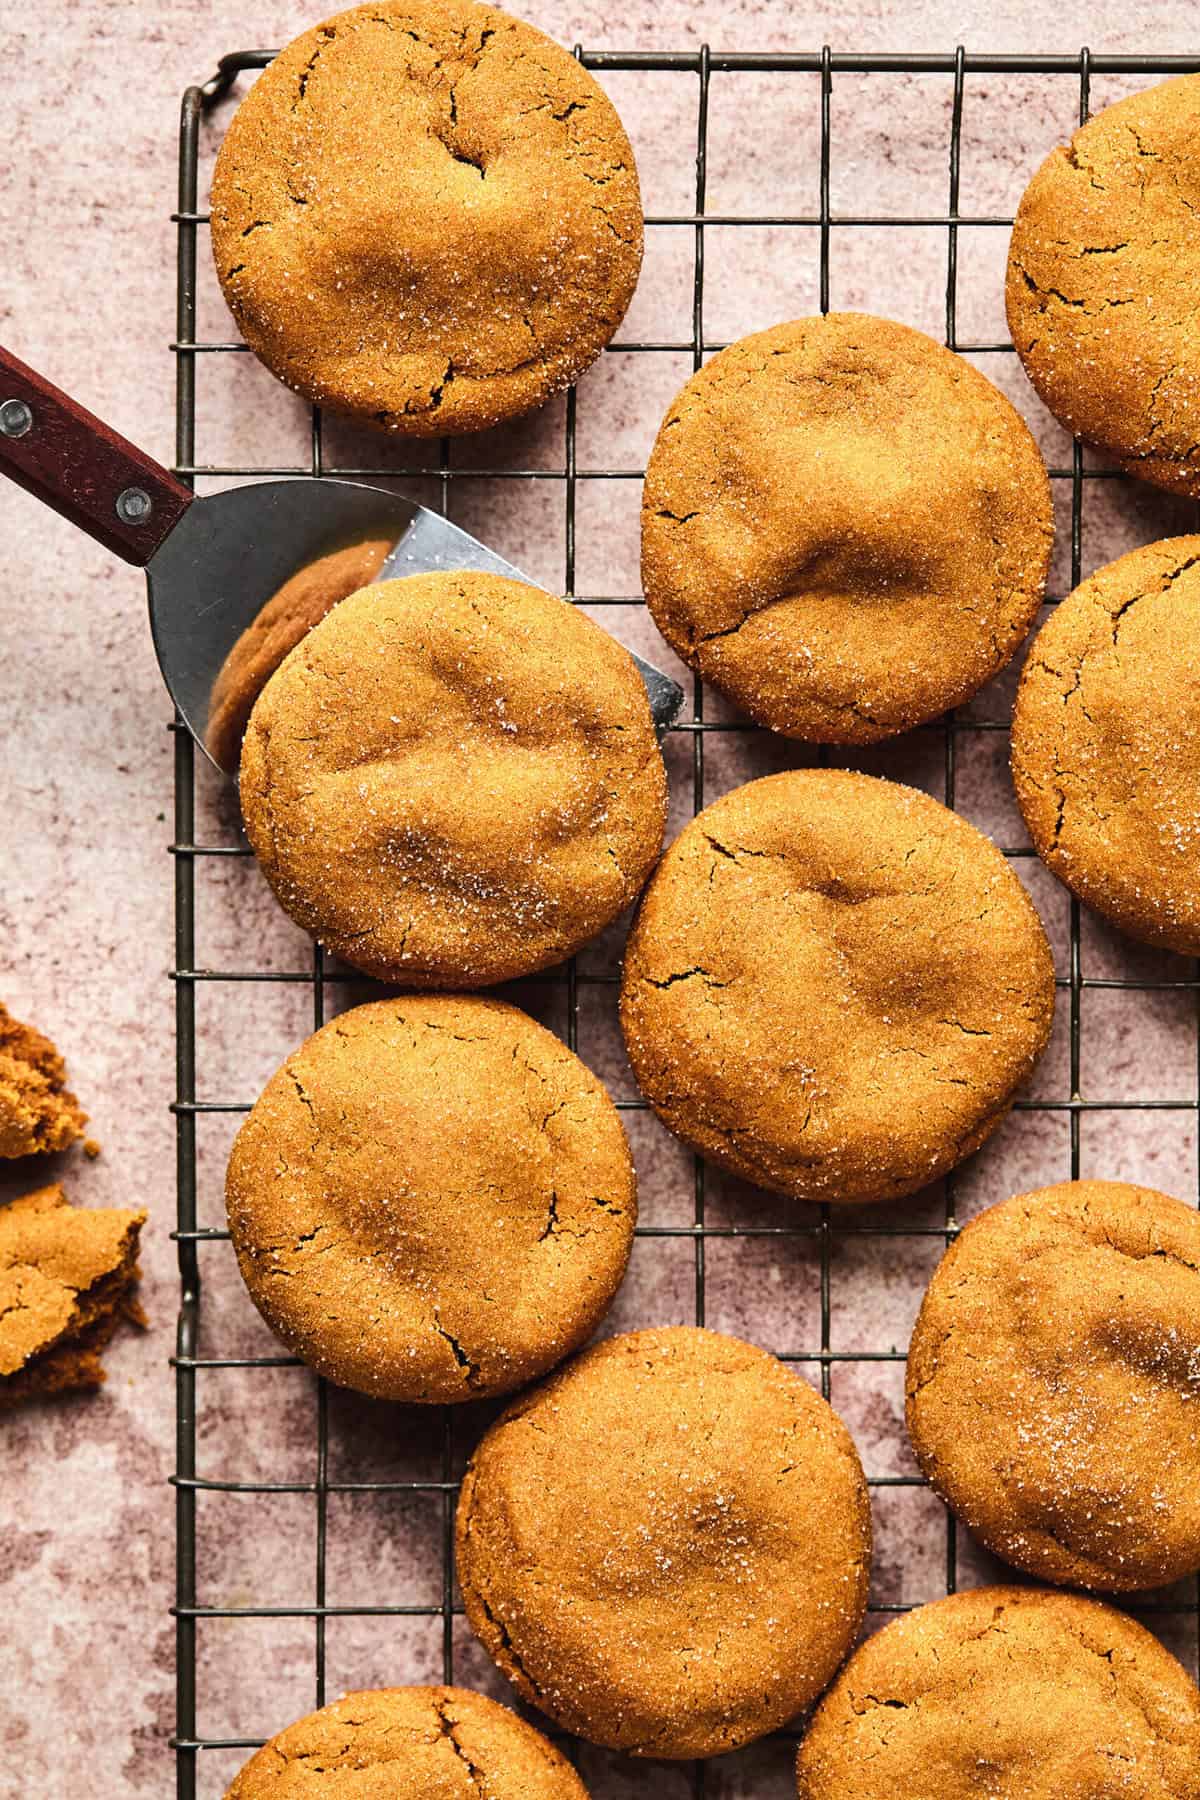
<box><xmin>225</xmin><ymin>996</ymin><xmax>635</xmax><ymax>1401</ymax></box>
<box><xmin>1011</xmin><ymin>536</ymin><xmax>1200</xmax><ymax>955</ymax></box>
<box><xmin>210</xmin><ymin>0</ymin><xmax>642</xmax><ymax>434</ymax></box>
<box><xmin>795</xmin><ymin>1585</ymin><xmax>1200</xmax><ymax>1799</ymax></box>
<box><xmin>1007</xmin><ymin>75</ymin><xmax>1200</xmax><ymax>498</ymax></box>
<box><xmin>239</xmin><ymin>571</ymin><xmax>667</xmax><ymax>986</ymax></box>
<box><xmin>225</xmin><ymin>1684</ymin><xmax>590</xmax><ymax>1797</ymax></box>
<box><xmin>640</xmin><ymin>314</ymin><xmax>1053</xmax><ymax>742</ymax></box>
<box><xmin>206</xmin><ymin>535</ymin><xmax>391</xmax><ymax>769</ymax></box>
<box><xmin>619</xmin><ymin>770</ymin><xmax>1055</xmax><ymax>1207</ymax></box>
<box><xmin>456</xmin><ymin>1325</ymin><xmax>872</xmax><ymax>1759</ymax></box>
<box><xmin>906</xmin><ymin>1180</ymin><xmax>1200</xmax><ymax>1591</ymax></box>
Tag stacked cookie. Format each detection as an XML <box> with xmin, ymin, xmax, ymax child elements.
<box><xmin>207</xmin><ymin>15</ymin><xmax>1200</xmax><ymax>1794</ymax></box>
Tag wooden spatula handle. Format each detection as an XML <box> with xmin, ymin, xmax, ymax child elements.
<box><xmin>0</xmin><ymin>345</ymin><xmax>194</xmax><ymax>565</ymax></box>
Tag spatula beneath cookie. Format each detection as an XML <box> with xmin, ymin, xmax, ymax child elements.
<box><xmin>0</xmin><ymin>345</ymin><xmax>684</xmax><ymax>773</ymax></box>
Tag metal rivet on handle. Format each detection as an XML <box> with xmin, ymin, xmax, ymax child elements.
<box><xmin>116</xmin><ymin>486</ymin><xmax>153</xmax><ymax>525</ymax></box>
<box><xmin>0</xmin><ymin>398</ymin><xmax>33</xmax><ymax>438</ymax></box>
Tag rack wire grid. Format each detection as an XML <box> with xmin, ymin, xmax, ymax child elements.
<box><xmin>171</xmin><ymin>42</ymin><xmax>1200</xmax><ymax>1800</ymax></box>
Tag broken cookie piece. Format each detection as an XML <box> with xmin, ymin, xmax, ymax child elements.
<box><xmin>0</xmin><ymin>1001</ymin><xmax>88</xmax><ymax>1158</ymax></box>
<box><xmin>0</xmin><ymin>1184</ymin><xmax>146</xmax><ymax>1407</ymax></box>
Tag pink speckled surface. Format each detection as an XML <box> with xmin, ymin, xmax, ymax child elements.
<box><xmin>3</xmin><ymin>3</ymin><xmax>1200</xmax><ymax>1796</ymax></box>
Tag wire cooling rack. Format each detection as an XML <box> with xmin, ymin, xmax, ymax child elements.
<box><xmin>170</xmin><ymin>44</ymin><xmax>1200</xmax><ymax>1800</ymax></box>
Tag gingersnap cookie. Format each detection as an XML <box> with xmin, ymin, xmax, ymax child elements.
<box><xmin>0</xmin><ymin>1184</ymin><xmax>146</xmax><ymax>1408</ymax></box>
<box><xmin>0</xmin><ymin>1001</ymin><xmax>87</xmax><ymax>1159</ymax></box>
<box><xmin>906</xmin><ymin>1180</ymin><xmax>1200</xmax><ymax>1591</ymax></box>
<box><xmin>795</xmin><ymin>1585</ymin><xmax>1200</xmax><ymax>1798</ymax></box>
<box><xmin>456</xmin><ymin>1325</ymin><xmax>871</xmax><ymax>1759</ymax></box>
<box><xmin>641</xmin><ymin>314</ymin><xmax>1053</xmax><ymax>742</ymax></box>
<box><xmin>239</xmin><ymin>571</ymin><xmax>666</xmax><ymax>985</ymax></box>
<box><xmin>225</xmin><ymin>1685</ymin><xmax>589</xmax><ymax>1798</ymax></box>
<box><xmin>620</xmin><ymin>770</ymin><xmax>1055</xmax><ymax>1207</ymax></box>
<box><xmin>1012</xmin><ymin>536</ymin><xmax>1200</xmax><ymax>954</ymax></box>
<box><xmin>226</xmin><ymin>996</ymin><xmax>634</xmax><ymax>1402</ymax></box>
<box><xmin>206</xmin><ymin>534</ymin><xmax>391</xmax><ymax>769</ymax></box>
<box><xmin>1008</xmin><ymin>75</ymin><xmax>1200</xmax><ymax>498</ymax></box>
<box><xmin>210</xmin><ymin>0</ymin><xmax>642</xmax><ymax>435</ymax></box>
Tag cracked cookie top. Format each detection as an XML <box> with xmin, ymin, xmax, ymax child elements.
<box><xmin>225</xmin><ymin>996</ymin><xmax>635</xmax><ymax>1403</ymax></box>
<box><xmin>225</xmin><ymin>1684</ymin><xmax>589</xmax><ymax>1797</ymax></box>
<box><xmin>640</xmin><ymin>314</ymin><xmax>1053</xmax><ymax>743</ymax></box>
<box><xmin>209</xmin><ymin>0</ymin><xmax>643</xmax><ymax>434</ymax></box>
<box><xmin>1012</xmin><ymin>535</ymin><xmax>1200</xmax><ymax>954</ymax></box>
<box><xmin>906</xmin><ymin>1180</ymin><xmax>1200</xmax><ymax>1592</ymax></box>
<box><xmin>619</xmin><ymin>769</ymin><xmax>1056</xmax><ymax>1207</ymax></box>
<box><xmin>795</xmin><ymin>1585</ymin><xmax>1200</xmax><ymax>1799</ymax></box>
<box><xmin>456</xmin><ymin>1325</ymin><xmax>871</xmax><ymax>1759</ymax></box>
<box><xmin>1007</xmin><ymin>75</ymin><xmax>1200</xmax><ymax>499</ymax></box>
<box><xmin>238</xmin><ymin>571</ymin><xmax>667</xmax><ymax>986</ymax></box>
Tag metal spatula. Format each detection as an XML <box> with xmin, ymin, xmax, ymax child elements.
<box><xmin>0</xmin><ymin>347</ymin><xmax>684</xmax><ymax>772</ymax></box>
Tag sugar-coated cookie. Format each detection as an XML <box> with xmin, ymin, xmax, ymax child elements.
<box><xmin>457</xmin><ymin>1325</ymin><xmax>871</xmax><ymax>1758</ymax></box>
<box><xmin>211</xmin><ymin>0</ymin><xmax>642</xmax><ymax>433</ymax></box>
<box><xmin>1008</xmin><ymin>74</ymin><xmax>1200</xmax><ymax>497</ymax></box>
<box><xmin>796</xmin><ymin>1585</ymin><xmax>1200</xmax><ymax>1798</ymax></box>
<box><xmin>907</xmin><ymin>1179</ymin><xmax>1200</xmax><ymax>1590</ymax></box>
<box><xmin>225</xmin><ymin>1685</ymin><xmax>590</xmax><ymax>1797</ymax></box>
<box><xmin>641</xmin><ymin>314</ymin><xmax>1052</xmax><ymax>741</ymax></box>
<box><xmin>1012</xmin><ymin>536</ymin><xmax>1200</xmax><ymax>954</ymax></box>
<box><xmin>620</xmin><ymin>770</ymin><xmax>1055</xmax><ymax>1205</ymax></box>
<box><xmin>239</xmin><ymin>572</ymin><xmax>667</xmax><ymax>985</ymax></box>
